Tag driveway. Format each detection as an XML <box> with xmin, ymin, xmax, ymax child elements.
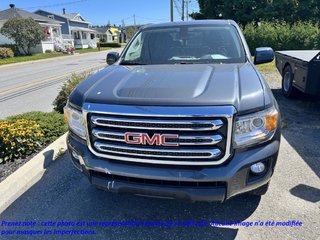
<box><xmin>0</xmin><ymin>72</ymin><xmax>319</xmax><ymax>240</ymax></box>
<box><xmin>0</xmin><ymin>50</ymin><xmax>121</xmax><ymax>119</ymax></box>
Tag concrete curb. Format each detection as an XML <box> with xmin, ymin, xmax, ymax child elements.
<box><xmin>0</xmin><ymin>133</ymin><xmax>68</xmax><ymax>214</ymax></box>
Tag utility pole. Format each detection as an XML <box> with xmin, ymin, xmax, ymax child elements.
<box><xmin>181</xmin><ymin>0</ymin><xmax>185</xmax><ymax>21</ymax></box>
<box><xmin>133</xmin><ymin>14</ymin><xmax>136</xmax><ymax>29</ymax></box>
<box><xmin>170</xmin><ymin>0</ymin><xmax>174</xmax><ymax>22</ymax></box>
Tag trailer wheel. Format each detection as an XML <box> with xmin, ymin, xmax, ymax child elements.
<box><xmin>282</xmin><ymin>65</ymin><xmax>298</xmax><ymax>98</ymax></box>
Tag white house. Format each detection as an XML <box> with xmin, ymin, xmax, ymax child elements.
<box><xmin>91</xmin><ymin>27</ymin><xmax>113</xmax><ymax>43</ymax></box>
<box><xmin>0</xmin><ymin>4</ymin><xmax>64</xmax><ymax>54</ymax></box>
<box><xmin>35</xmin><ymin>9</ymin><xmax>98</xmax><ymax>49</ymax></box>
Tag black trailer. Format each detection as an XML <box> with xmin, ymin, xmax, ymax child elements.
<box><xmin>275</xmin><ymin>50</ymin><xmax>320</xmax><ymax>98</ymax></box>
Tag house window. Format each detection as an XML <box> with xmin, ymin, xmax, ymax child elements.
<box><xmin>47</xmin><ymin>15</ymin><xmax>54</xmax><ymax>19</ymax></box>
<box><xmin>90</xmin><ymin>34</ymin><xmax>95</xmax><ymax>40</ymax></box>
<box><xmin>74</xmin><ymin>31</ymin><xmax>80</xmax><ymax>39</ymax></box>
<box><xmin>82</xmin><ymin>32</ymin><xmax>87</xmax><ymax>39</ymax></box>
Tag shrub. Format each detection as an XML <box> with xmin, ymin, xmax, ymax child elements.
<box><xmin>0</xmin><ymin>47</ymin><xmax>14</xmax><ymax>58</ymax></box>
<box><xmin>243</xmin><ymin>21</ymin><xmax>320</xmax><ymax>55</ymax></box>
<box><xmin>7</xmin><ymin>111</ymin><xmax>67</xmax><ymax>145</ymax></box>
<box><xmin>0</xmin><ymin>44</ymin><xmax>19</xmax><ymax>55</ymax></box>
<box><xmin>98</xmin><ymin>42</ymin><xmax>121</xmax><ymax>48</ymax></box>
<box><xmin>45</xmin><ymin>49</ymin><xmax>52</xmax><ymax>53</ymax></box>
<box><xmin>0</xmin><ymin>120</ymin><xmax>43</xmax><ymax>163</ymax></box>
<box><xmin>53</xmin><ymin>72</ymin><xmax>92</xmax><ymax>113</ymax></box>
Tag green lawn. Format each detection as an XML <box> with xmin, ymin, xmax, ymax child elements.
<box><xmin>75</xmin><ymin>47</ymin><xmax>112</xmax><ymax>54</ymax></box>
<box><xmin>0</xmin><ymin>47</ymin><xmax>118</xmax><ymax>65</ymax></box>
<box><xmin>0</xmin><ymin>52</ymin><xmax>65</xmax><ymax>65</ymax></box>
<box><xmin>256</xmin><ymin>60</ymin><xmax>277</xmax><ymax>74</ymax></box>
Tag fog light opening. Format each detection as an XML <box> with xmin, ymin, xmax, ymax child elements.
<box><xmin>250</xmin><ymin>162</ymin><xmax>265</xmax><ymax>174</ymax></box>
<box><xmin>72</xmin><ymin>151</ymin><xmax>81</xmax><ymax>160</ymax></box>
<box><xmin>70</xmin><ymin>150</ymin><xmax>84</xmax><ymax>172</ymax></box>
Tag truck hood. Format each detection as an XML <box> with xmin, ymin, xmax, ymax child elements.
<box><xmin>70</xmin><ymin>63</ymin><xmax>268</xmax><ymax>113</ymax></box>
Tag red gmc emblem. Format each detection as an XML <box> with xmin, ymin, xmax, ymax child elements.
<box><xmin>124</xmin><ymin>132</ymin><xmax>179</xmax><ymax>146</ymax></box>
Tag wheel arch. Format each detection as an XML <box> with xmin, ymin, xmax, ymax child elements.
<box><xmin>282</xmin><ymin>62</ymin><xmax>292</xmax><ymax>75</ymax></box>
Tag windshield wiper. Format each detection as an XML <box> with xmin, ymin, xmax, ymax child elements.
<box><xmin>120</xmin><ymin>61</ymin><xmax>146</xmax><ymax>65</ymax></box>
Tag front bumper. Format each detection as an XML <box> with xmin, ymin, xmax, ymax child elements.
<box><xmin>67</xmin><ymin>133</ymin><xmax>280</xmax><ymax>202</ymax></box>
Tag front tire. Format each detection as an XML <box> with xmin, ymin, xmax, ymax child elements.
<box><xmin>282</xmin><ymin>65</ymin><xmax>298</xmax><ymax>98</ymax></box>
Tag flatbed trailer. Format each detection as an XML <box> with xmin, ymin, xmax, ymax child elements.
<box><xmin>275</xmin><ymin>50</ymin><xmax>320</xmax><ymax>98</ymax></box>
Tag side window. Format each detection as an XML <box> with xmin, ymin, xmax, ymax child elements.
<box><xmin>124</xmin><ymin>34</ymin><xmax>143</xmax><ymax>61</ymax></box>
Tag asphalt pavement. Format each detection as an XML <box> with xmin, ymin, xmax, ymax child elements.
<box><xmin>0</xmin><ymin>133</ymin><xmax>319</xmax><ymax>239</ymax></box>
<box><xmin>0</xmin><ymin>55</ymin><xmax>319</xmax><ymax>239</ymax></box>
<box><xmin>0</xmin><ymin>50</ymin><xmax>119</xmax><ymax>119</ymax></box>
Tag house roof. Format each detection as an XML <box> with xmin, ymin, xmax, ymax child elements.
<box><xmin>0</xmin><ymin>7</ymin><xmax>62</xmax><ymax>25</ymax></box>
<box><xmin>63</xmin><ymin>13</ymin><xmax>79</xmax><ymax>19</ymax></box>
<box><xmin>36</xmin><ymin>10</ymin><xmax>90</xmax><ymax>24</ymax></box>
<box><xmin>109</xmin><ymin>27</ymin><xmax>120</xmax><ymax>36</ymax></box>
<box><xmin>70</xmin><ymin>26</ymin><xmax>97</xmax><ymax>33</ymax></box>
<box><xmin>56</xmin><ymin>12</ymin><xmax>88</xmax><ymax>23</ymax></box>
<box><xmin>91</xmin><ymin>27</ymin><xmax>112</xmax><ymax>34</ymax></box>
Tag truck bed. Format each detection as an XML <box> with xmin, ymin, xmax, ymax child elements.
<box><xmin>276</xmin><ymin>50</ymin><xmax>320</xmax><ymax>62</ymax></box>
<box><xmin>275</xmin><ymin>50</ymin><xmax>320</xmax><ymax>96</ymax></box>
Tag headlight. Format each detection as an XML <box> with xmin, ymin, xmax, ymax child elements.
<box><xmin>64</xmin><ymin>105</ymin><xmax>86</xmax><ymax>139</ymax></box>
<box><xmin>234</xmin><ymin>106</ymin><xmax>278</xmax><ymax>148</ymax></box>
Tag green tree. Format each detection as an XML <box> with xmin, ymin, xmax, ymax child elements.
<box><xmin>125</xmin><ymin>25</ymin><xmax>140</xmax><ymax>40</ymax></box>
<box><xmin>0</xmin><ymin>17</ymin><xmax>44</xmax><ymax>55</ymax></box>
<box><xmin>190</xmin><ymin>0</ymin><xmax>319</xmax><ymax>25</ymax></box>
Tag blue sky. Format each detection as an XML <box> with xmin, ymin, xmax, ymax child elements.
<box><xmin>0</xmin><ymin>0</ymin><xmax>199</xmax><ymax>26</ymax></box>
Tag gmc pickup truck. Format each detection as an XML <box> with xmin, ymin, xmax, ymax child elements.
<box><xmin>65</xmin><ymin>20</ymin><xmax>281</xmax><ymax>202</ymax></box>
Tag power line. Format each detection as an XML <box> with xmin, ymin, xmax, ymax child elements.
<box><xmin>111</xmin><ymin>15</ymin><xmax>167</xmax><ymax>26</ymax></box>
<box><xmin>23</xmin><ymin>0</ymin><xmax>88</xmax><ymax>10</ymax></box>
<box><xmin>135</xmin><ymin>15</ymin><xmax>167</xmax><ymax>21</ymax></box>
<box><xmin>112</xmin><ymin>16</ymin><xmax>134</xmax><ymax>24</ymax></box>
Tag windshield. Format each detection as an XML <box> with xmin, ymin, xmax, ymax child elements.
<box><xmin>121</xmin><ymin>25</ymin><xmax>246</xmax><ymax>65</ymax></box>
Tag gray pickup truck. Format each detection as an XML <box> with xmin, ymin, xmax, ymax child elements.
<box><xmin>65</xmin><ymin>20</ymin><xmax>281</xmax><ymax>202</ymax></box>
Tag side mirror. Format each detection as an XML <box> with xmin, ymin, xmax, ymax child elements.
<box><xmin>106</xmin><ymin>52</ymin><xmax>120</xmax><ymax>65</ymax></box>
<box><xmin>254</xmin><ymin>47</ymin><xmax>274</xmax><ymax>65</ymax></box>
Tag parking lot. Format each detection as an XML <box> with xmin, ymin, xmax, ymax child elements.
<box><xmin>0</xmin><ymin>71</ymin><xmax>319</xmax><ymax>240</ymax></box>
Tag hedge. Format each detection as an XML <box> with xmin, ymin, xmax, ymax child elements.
<box><xmin>0</xmin><ymin>120</ymin><xmax>43</xmax><ymax>163</ymax></box>
<box><xmin>53</xmin><ymin>72</ymin><xmax>92</xmax><ymax>113</ymax></box>
<box><xmin>0</xmin><ymin>44</ymin><xmax>20</xmax><ymax>56</ymax></box>
<box><xmin>98</xmin><ymin>42</ymin><xmax>121</xmax><ymax>48</ymax></box>
<box><xmin>7</xmin><ymin>111</ymin><xmax>67</xmax><ymax>145</ymax></box>
<box><xmin>0</xmin><ymin>47</ymin><xmax>14</xmax><ymax>58</ymax></box>
<box><xmin>243</xmin><ymin>21</ymin><xmax>320</xmax><ymax>55</ymax></box>
<box><xmin>1</xmin><ymin>111</ymin><xmax>67</xmax><ymax>163</ymax></box>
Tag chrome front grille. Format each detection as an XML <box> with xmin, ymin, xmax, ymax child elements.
<box><xmin>91</xmin><ymin>116</ymin><xmax>224</xmax><ymax>131</ymax></box>
<box><xmin>94</xmin><ymin>142</ymin><xmax>221</xmax><ymax>158</ymax></box>
<box><xmin>92</xmin><ymin>129</ymin><xmax>223</xmax><ymax>146</ymax></box>
<box><xmin>84</xmin><ymin>104</ymin><xmax>235</xmax><ymax>166</ymax></box>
